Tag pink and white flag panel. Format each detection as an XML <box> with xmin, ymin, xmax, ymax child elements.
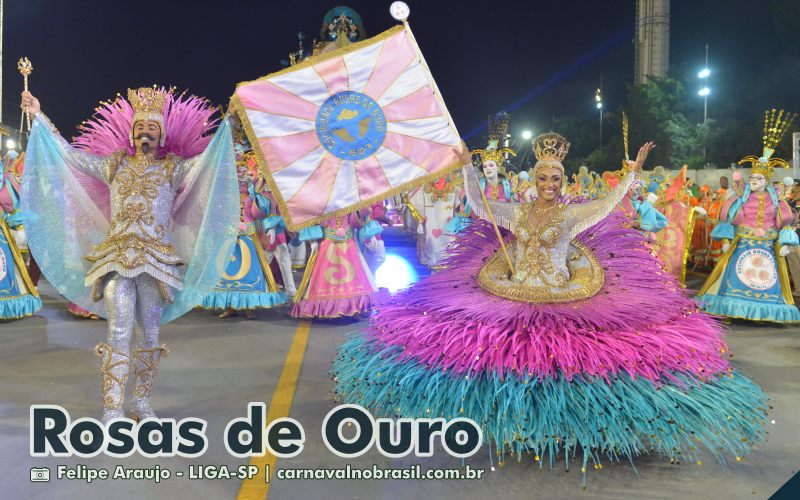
<box><xmin>232</xmin><ymin>25</ymin><xmax>471</xmax><ymax>231</ymax></box>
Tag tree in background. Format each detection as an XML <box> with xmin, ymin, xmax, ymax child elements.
<box><xmin>573</xmin><ymin>78</ymin><xmax>705</xmax><ymax>172</ymax></box>
<box><xmin>623</xmin><ymin>77</ymin><xmax>705</xmax><ymax>169</ymax></box>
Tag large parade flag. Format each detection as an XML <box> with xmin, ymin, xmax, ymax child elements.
<box><xmin>231</xmin><ymin>24</ymin><xmax>471</xmax><ymax>230</ymax></box>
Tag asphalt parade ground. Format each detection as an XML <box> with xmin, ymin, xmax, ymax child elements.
<box><xmin>2</xmin><ymin>275</ymin><xmax>799</xmax><ymax>500</ymax></box>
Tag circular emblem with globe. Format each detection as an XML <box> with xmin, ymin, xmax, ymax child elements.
<box><xmin>735</xmin><ymin>247</ymin><xmax>777</xmax><ymax>291</ymax></box>
<box><xmin>316</xmin><ymin>91</ymin><xmax>387</xmax><ymax>161</ymax></box>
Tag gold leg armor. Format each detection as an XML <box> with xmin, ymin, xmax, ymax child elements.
<box><xmin>95</xmin><ymin>342</ymin><xmax>130</xmax><ymax>424</ymax></box>
<box><xmin>129</xmin><ymin>344</ymin><xmax>169</xmax><ymax>420</ymax></box>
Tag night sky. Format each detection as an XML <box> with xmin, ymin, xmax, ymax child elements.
<box><xmin>3</xmin><ymin>0</ymin><xmax>798</xmax><ymax>149</ymax></box>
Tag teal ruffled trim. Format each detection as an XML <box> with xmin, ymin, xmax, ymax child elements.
<box><xmin>779</xmin><ymin>227</ymin><xmax>799</xmax><ymax>246</ymax></box>
<box><xmin>711</xmin><ymin>221</ymin><xmax>735</xmax><ymax>240</ymax></box>
<box><xmin>697</xmin><ymin>293</ymin><xmax>800</xmax><ymax>323</ymax></box>
<box><xmin>198</xmin><ymin>290</ymin><xmax>287</xmax><ymax>310</ymax></box>
<box><xmin>299</xmin><ymin>225</ymin><xmax>323</xmax><ymax>241</ymax></box>
<box><xmin>0</xmin><ymin>294</ymin><xmax>42</xmax><ymax>320</ymax></box>
<box><xmin>332</xmin><ymin>335</ymin><xmax>768</xmax><ymax>472</ymax></box>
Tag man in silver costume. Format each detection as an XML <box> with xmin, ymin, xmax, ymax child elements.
<box><xmin>21</xmin><ymin>88</ymin><xmax>235</xmax><ymax>423</ymax></box>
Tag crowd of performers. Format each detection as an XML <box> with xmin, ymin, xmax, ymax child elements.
<box><xmin>2</xmin><ymin>2</ymin><xmax>799</xmax><ymax>479</ymax></box>
<box><xmin>405</xmin><ymin>144</ymin><xmax>800</xmax><ymax>305</ymax></box>
<box><xmin>4</xmin><ymin>84</ymin><xmax>798</xmax><ymax>478</ymax></box>
<box><xmin>13</xmin><ymin>130</ymin><xmax>797</xmax><ymax>324</ymax></box>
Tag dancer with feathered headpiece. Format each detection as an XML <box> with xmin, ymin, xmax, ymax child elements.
<box><xmin>332</xmin><ymin>133</ymin><xmax>768</xmax><ymax>480</ymax></box>
<box><xmin>21</xmin><ymin>87</ymin><xmax>239</xmax><ymax>422</ymax></box>
<box><xmin>697</xmin><ymin>109</ymin><xmax>800</xmax><ymax>322</ymax></box>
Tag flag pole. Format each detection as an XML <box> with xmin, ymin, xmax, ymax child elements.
<box><xmin>398</xmin><ymin>6</ymin><xmax>514</xmax><ymax>275</ymax></box>
<box><xmin>478</xmin><ymin>184</ymin><xmax>516</xmax><ymax>276</ymax></box>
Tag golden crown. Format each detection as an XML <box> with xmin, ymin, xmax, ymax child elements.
<box><xmin>128</xmin><ymin>87</ymin><xmax>167</xmax><ymax>117</ymax></box>
<box><xmin>739</xmin><ymin>109</ymin><xmax>796</xmax><ymax>179</ymax></box>
<box><xmin>471</xmin><ymin>146</ymin><xmax>516</xmax><ymax>176</ymax></box>
<box><xmin>532</xmin><ymin>132</ymin><xmax>570</xmax><ymax>166</ymax></box>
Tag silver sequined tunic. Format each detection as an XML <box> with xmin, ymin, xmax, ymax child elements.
<box><xmin>41</xmin><ymin>114</ymin><xmax>193</xmax><ymax>290</ymax></box>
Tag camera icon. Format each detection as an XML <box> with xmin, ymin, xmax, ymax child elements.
<box><xmin>30</xmin><ymin>467</ymin><xmax>50</xmax><ymax>482</ymax></box>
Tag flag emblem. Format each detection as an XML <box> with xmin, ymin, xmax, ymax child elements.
<box><xmin>316</xmin><ymin>91</ymin><xmax>387</xmax><ymax>160</ymax></box>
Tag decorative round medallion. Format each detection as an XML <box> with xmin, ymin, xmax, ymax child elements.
<box><xmin>735</xmin><ymin>247</ymin><xmax>776</xmax><ymax>290</ymax></box>
<box><xmin>316</xmin><ymin>91</ymin><xmax>387</xmax><ymax>161</ymax></box>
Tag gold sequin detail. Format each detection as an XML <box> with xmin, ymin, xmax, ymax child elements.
<box><xmin>478</xmin><ymin>240</ymin><xmax>604</xmax><ymax>303</ymax></box>
<box><xmin>477</xmin><ymin>203</ymin><xmax>604</xmax><ymax>303</ymax></box>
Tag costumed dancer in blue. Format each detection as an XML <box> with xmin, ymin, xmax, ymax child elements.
<box><xmin>257</xmin><ymin>184</ymin><xmax>297</xmax><ymax>299</ymax></box>
<box><xmin>356</xmin><ymin>204</ymin><xmax>386</xmax><ymax>275</ymax></box>
<box><xmin>1</xmin><ymin>151</ymin><xmax>42</xmax><ymax>319</ymax></box>
<box><xmin>200</xmin><ymin>153</ymin><xmax>287</xmax><ymax>318</ymax></box>
<box><xmin>697</xmin><ymin>109</ymin><xmax>800</xmax><ymax>323</ymax></box>
<box><xmin>620</xmin><ymin>178</ymin><xmax>668</xmax><ymax>241</ymax></box>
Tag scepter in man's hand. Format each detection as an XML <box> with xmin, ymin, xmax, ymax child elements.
<box><xmin>18</xmin><ymin>57</ymin><xmax>33</xmax><ymax>133</ymax></box>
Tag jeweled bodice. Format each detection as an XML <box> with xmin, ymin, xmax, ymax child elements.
<box><xmin>109</xmin><ymin>156</ymin><xmax>177</xmax><ymax>248</ymax></box>
<box><xmin>464</xmin><ymin>165</ymin><xmax>637</xmax><ymax>302</ymax></box>
<box><xmin>512</xmin><ymin>204</ymin><xmax>572</xmax><ymax>288</ymax></box>
<box><xmin>84</xmin><ymin>154</ymin><xmax>185</xmax><ymax>287</ymax></box>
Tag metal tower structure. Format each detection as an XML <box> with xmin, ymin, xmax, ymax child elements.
<box><xmin>634</xmin><ymin>0</ymin><xmax>670</xmax><ymax>85</ymax></box>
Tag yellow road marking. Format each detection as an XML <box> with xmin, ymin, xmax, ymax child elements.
<box><xmin>237</xmin><ymin>320</ymin><xmax>312</xmax><ymax>500</ymax></box>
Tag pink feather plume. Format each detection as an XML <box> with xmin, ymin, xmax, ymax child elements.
<box><xmin>365</xmin><ymin>213</ymin><xmax>732</xmax><ymax>386</ymax></box>
<box><xmin>72</xmin><ymin>87</ymin><xmax>220</xmax><ymax>158</ymax></box>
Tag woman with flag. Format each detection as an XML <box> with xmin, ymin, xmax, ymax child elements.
<box><xmin>333</xmin><ymin>133</ymin><xmax>768</xmax><ymax>477</ymax></box>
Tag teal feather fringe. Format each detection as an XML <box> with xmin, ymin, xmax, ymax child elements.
<box><xmin>332</xmin><ymin>335</ymin><xmax>769</xmax><ymax>471</ymax></box>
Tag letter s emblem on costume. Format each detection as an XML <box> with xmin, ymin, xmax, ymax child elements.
<box><xmin>325</xmin><ymin>243</ymin><xmax>355</xmax><ymax>285</ymax></box>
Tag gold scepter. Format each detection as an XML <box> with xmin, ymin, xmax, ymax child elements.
<box><xmin>18</xmin><ymin>58</ymin><xmax>33</xmax><ymax>133</ymax></box>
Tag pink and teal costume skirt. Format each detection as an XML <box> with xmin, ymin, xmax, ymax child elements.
<box><xmin>332</xmin><ymin>216</ymin><xmax>768</xmax><ymax>473</ymax></box>
<box><xmin>1</xmin><ymin>218</ymin><xmax>41</xmax><ymax>319</ymax></box>
<box><xmin>291</xmin><ymin>228</ymin><xmax>380</xmax><ymax>319</ymax></box>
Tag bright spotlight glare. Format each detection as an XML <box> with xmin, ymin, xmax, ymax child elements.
<box><xmin>375</xmin><ymin>254</ymin><xmax>417</xmax><ymax>292</ymax></box>
<box><xmin>698</xmin><ymin>68</ymin><xmax>710</xmax><ymax>78</ymax></box>
<box><xmin>596</xmin><ymin>102</ymin><xmax>603</xmax><ymax>109</ymax></box>
<box><xmin>698</xmin><ymin>87</ymin><xmax>710</xmax><ymax>97</ymax></box>
<box><xmin>5</xmin><ymin>139</ymin><xmax>16</xmax><ymax>150</ymax></box>
<box><xmin>521</xmin><ymin>130</ymin><xmax>532</xmax><ymax>140</ymax></box>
